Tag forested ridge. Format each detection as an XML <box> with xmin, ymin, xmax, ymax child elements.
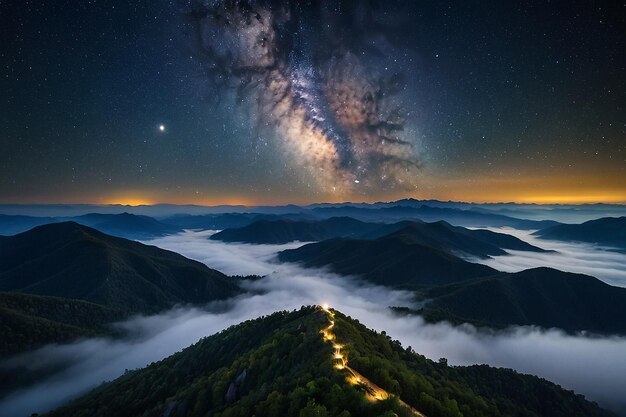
<box><xmin>44</xmin><ymin>306</ymin><xmax>614</xmax><ymax>417</ymax></box>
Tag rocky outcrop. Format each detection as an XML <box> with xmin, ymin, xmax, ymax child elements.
<box><xmin>225</xmin><ymin>368</ymin><xmax>248</xmax><ymax>403</ymax></box>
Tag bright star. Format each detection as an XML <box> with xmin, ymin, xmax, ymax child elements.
<box><xmin>159</xmin><ymin>124</ymin><xmax>165</xmax><ymax>132</ymax></box>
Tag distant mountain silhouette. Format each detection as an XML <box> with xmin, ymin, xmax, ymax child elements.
<box><xmin>0</xmin><ymin>214</ymin><xmax>59</xmax><ymax>236</ymax></box>
<box><xmin>420</xmin><ymin>267</ymin><xmax>626</xmax><ymax>335</ymax></box>
<box><xmin>163</xmin><ymin>212</ymin><xmax>316</xmax><ymax>231</ymax></box>
<box><xmin>211</xmin><ymin>217</ymin><xmax>384</xmax><ymax>244</ymax></box>
<box><xmin>212</xmin><ymin>217</ymin><xmax>549</xmax><ymax>256</ymax></box>
<box><xmin>45</xmin><ymin>307</ymin><xmax>614</xmax><ymax>417</ymax></box>
<box><xmin>0</xmin><ymin>222</ymin><xmax>239</xmax><ymax>314</ymax></box>
<box><xmin>66</xmin><ymin>212</ymin><xmax>182</xmax><ymax>239</ymax></box>
<box><xmin>309</xmin><ymin>204</ymin><xmax>560</xmax><ymax>229</ymax></box>
<box><xmin>534</xmin><ymin>216</ymin><xmax>626</xmax><ymax>251</ymax></box>
<box><xmin>0</xmin><ymin>212</ymin><xmax>181</xmax><ymax>239</ymax></box>
<box><xmin>279</xmin><ymin>234</ymin><xmax>497</xmax><ymax>288</ymax></box>
<box><xmin>372</xmin><ymin>221</ymin><xmax>548</xmax><ymax>258</ymax></box>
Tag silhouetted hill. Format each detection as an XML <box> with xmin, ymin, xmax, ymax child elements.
<box><xmin>67</xmin><ymin>212</ymin><xmax>182</xmax><ymax>239</ymax></box>
<box><xmin>419</xmin><ymin>268</ymin><xmax>626</xmax><ymax>335</ymax></box>
<box><xmin>211</xmin><ymin>217</ymin><xmax>384</xmax><ymax>244</ymax></box>
<box><xmin>0</xmin><ymin>222</ymin><xmax>240</xmax><ymax>314</ymax></box>
<box><xmin>211</xmin><ymin>217</ymin><xmax>548</xmax><ymax>257</ymax></box>
<box><xmin>310</xmin><ymin>204</ymin><xmax>560</xmax><ymax>229</ymax></box>
<box><xmin>0</xmin><ymin>214</ymin><xmax>58</xmax><ymax>236</ymax></box>
<box><xmin>378</xmin><ymin>221</ymin><xmax>547</xmax><ymax>258</ymax></box>
<box><xmin>162</xmin><ymin>212</ymin><xmax>315</xmax><ymax>230</ymax></box>
<box><xmin>279</xmin><ymin>235</ymin><xmax>497</xmax><ymax>288</ymax></box>
<box><xmin>44</xmin><ymin>307</ymin><xmax>614</xmax><ymax>417</ymax></box>
<box><xmin>0</xmin><ymin>213</ymin><xmax>182</xmax><ymax>239</ymax></box>
<box><xmin>534</xmin><ymin>217</ymin><xmax>626</xmax><ymax>251</ymax></box>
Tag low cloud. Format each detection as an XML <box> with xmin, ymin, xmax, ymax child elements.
<box><xmin>467</xmin><ymin>228</ymin><xmax>626</xmax><ymax>287</ymax></box>
<box><xmin>1</xmin><ymin>230</ymin><xmax>625</xmax><ymax>416</ymax></box>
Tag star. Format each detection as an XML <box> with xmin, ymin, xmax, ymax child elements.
<box><xmin>159</xmin><ymin>124</ymin><xmax>165</xmax><ymax>132</ymax></box>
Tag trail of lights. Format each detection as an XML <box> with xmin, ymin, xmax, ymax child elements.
<box><xmin>319</xmin><ymin>304</ymin><xmax>427</xmax><ymax>415</ymax></box>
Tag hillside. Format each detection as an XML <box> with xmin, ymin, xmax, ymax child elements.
<box><xmin>0</xmin><ymin>222</ymin><xmax>240</xmax><ymax>314</ymax></box>
<box><xmin>0</xmin><ymin>292</ymin><xmax>125</xmax><ymax>357</ymax></box>
<box><xmin>534</xmin><ymin>217</ymin><xmax>626</xmax><ymax>250</ymax></box>
<box><xmin>210</xmin><ymin>217</ymin><xmax>384</xmax><ymax>244</ymax></box>
<box><xmin>43</xmin><ymin>307</ymin><xmax>614</xmax><ymax>417</ymax></box>
<box><xmin>278</xmin><ymin>235</ymin><xmax>497</xmax><ymax>288</ymax></box>
<box><xmin>419</xmin><ymin>267</ymin><xmax>626</xmax><ymax>335</ymax></box>
<box><xmin>213</xmin><ymin>217</ymin><xmax>547</xmax><ymax>258</ymax></box>
<box><xmin>376</xmin><ymin>221</ymin><xmax>547</xmax><ymax>258</ymax></box>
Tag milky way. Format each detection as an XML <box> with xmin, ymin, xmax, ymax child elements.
<box><xmin>185</xmin><ymin>0</ymin><xmax>420</xmax><ymax>195</ymax></box>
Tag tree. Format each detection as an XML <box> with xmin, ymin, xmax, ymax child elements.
<box><xmin>299</xmin><ymin>399</ymin><xmax>328</xmax><ymax>417</ymax></box>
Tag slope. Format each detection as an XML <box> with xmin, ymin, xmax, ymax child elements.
<box><xmin>210</xmin><ymin>217</ymin><xmax>383</xmax><ymax>244</ymax></box>
<box><xmin>377</xmin><ymin>221</ymin><xmax>547</xmax><ymax>258</ymax></box>
<box><xmin>534</xmin><ymin>216</ymin><xmax>626</xmax><ymax>251</ymax></box>
<box><xmin>278</xmin><ymin>235</ymin><xmax>498</xmax><ymax>288</ymax></box>
<box><xmin>0</xmin><ymin>222</ymin><xmax>240</xmax><ymax>314</ymax></box>
<box><xmin>419</xmin><ymin>267</ymin><xmax>626</xmax><ymax>335</ymax></box>
<box><xmin>0</xmin><ymin>292</ymin><xmax>125</xmax><ymax>356</ymax></box>
<box><xmin>42</xmin><ymin>306</ymin><xmax>614</xmax><ymax>417</ymax></box>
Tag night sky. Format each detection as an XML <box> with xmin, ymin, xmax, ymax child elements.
<box><xmin>1</xmin><ymin>0</ymin><xmax>624</xmax><ymax>205</ymax></box>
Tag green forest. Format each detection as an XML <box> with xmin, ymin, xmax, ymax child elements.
<box><xmin>43</xmin><ymin>306</ymin><xmax>614</xmax><ymax>417</ymax></box>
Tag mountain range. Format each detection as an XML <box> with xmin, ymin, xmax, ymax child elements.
<box><xmin>534</xmin><ymin>216</ymin><xmax>626</xmax><ymax>251</ymax></box>
<box><xmin>0</xmin><ymin>209</ymin><xmax>624</xmax><ymax>416</ymax></box>
<box><xmin>279</xmin><ymin>232</ymin><xmax>626</xmax><ymax>335</ymax></box>
<box><xmin>212</xmin><ymin>218</ymin><xmax>549</xmax><ymax>257</ymax></box>
<box><xmin>0</xmin><ymin>213</ymin><xmax>181</xmax><ymax>239</ymax></box>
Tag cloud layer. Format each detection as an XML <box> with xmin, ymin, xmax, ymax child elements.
<box><xmin>1</xmin><ymin>230</ymin><xmax>625</xmax><ymax>416</ymax></box>
<box><xmin>468</xmin><ymin>228</ymin><xmax>626</xmax><ymax>287</ymax></box>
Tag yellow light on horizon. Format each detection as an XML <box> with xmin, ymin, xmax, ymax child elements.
<box><xmin>105</xmin><ymin>198</ymin><xmax>153</xmax><ymax>206</ymax></box>
<box><xmin>517</xmin><ymin>194</ymin><xmax>626</xmax><ymax>204</ymax></box>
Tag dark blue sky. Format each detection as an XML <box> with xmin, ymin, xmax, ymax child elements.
<box><xmin>1</xmin><ymin>0</ymin><xmax>624</xmax><ymax>204</ymax></box>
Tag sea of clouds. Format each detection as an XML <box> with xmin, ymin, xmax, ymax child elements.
<box><xmin>467</xmin><ymin>227</ymin><xmax>626</xmax><ymax>288</ymax></box>
<box><xmin>1</xmin><ymin>229</ymin><xmax>625</xmax><ymax>416</ymax></box>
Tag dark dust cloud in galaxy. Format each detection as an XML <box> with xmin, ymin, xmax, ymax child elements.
<box><xmin>184</xmin><ymin>0</ymin><xmax>421</xmax><ymax>195</ymax></box>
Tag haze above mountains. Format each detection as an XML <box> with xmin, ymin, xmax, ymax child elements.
<box><xmin>1</xmin><ymin>200</ymin><xmax>626</xmax><ymax>416</ymax></box>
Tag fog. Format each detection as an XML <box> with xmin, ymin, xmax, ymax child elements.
<box><xmin>468</xmin><ymin>227</ymin><xmax>626</xmax><ymax>287</ymax></box>
<box><xmin>1</xmin><ymin>230</ymin><xmax>626</xmax><ymax>416</ymax></box>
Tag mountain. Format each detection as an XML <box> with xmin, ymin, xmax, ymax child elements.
<box><xmin>66</xmin><ymin>212</ymin><xmax>182</xmax><ymax>240</ymax></box>
<box><xmin>163</xmin><ymin>212</ymin><xmax>316</xmax><ymax>231</ymax></box>
<box><xmin>371</xmin><ymin>221</ymin><xmax>548</xmax><ymax>258</ymax></box>
<box><xmin>418</xmin><ymin>267</ymin><xmax>626</xmax><ymax>335</ymax></box>
<box><xmin>0</xmin><ymin>222</ymin><xmax>240</xmax><ymax>314</ymax></box>
<box><xmin>279</xmin><ymin>235</ymin><xmax>497</xmax><ymax>288</ymax></box>
<box><xmin>0</xmin><ymin>214</ymin><xmax>58</xmax><ymax>236</ymax></box>
<box><xmin>210</xmin><ymin>217</ymin><xmax>385</xmax><ymax>244</ymax></box>
<box><xmin>0</xmin><ymin>212</ymin><xmax>181</xmax><ymax>239</ymax></box>
<box><xmin>309</xmin><ymin>204</ymin><xmax>560</xmax><ymax>229</ymax></box>
<box><xmin>0</xmin><ymin>292</ymin><xmax>125</xmax><ymax>357</ymax></box>
<box><xmin>211</xmin><ymin>217</ymin><xmax>548</xmax><ymax>257</ymax></box>
<box><xmin>43</xmin><ymin>307</ymin><xmax>614</xmax><ymax>417</ymax></box>
<box><xmin>534</xmin><ymin>217</ymin><xmax>626</xmax><ymax>251</ymax></box>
